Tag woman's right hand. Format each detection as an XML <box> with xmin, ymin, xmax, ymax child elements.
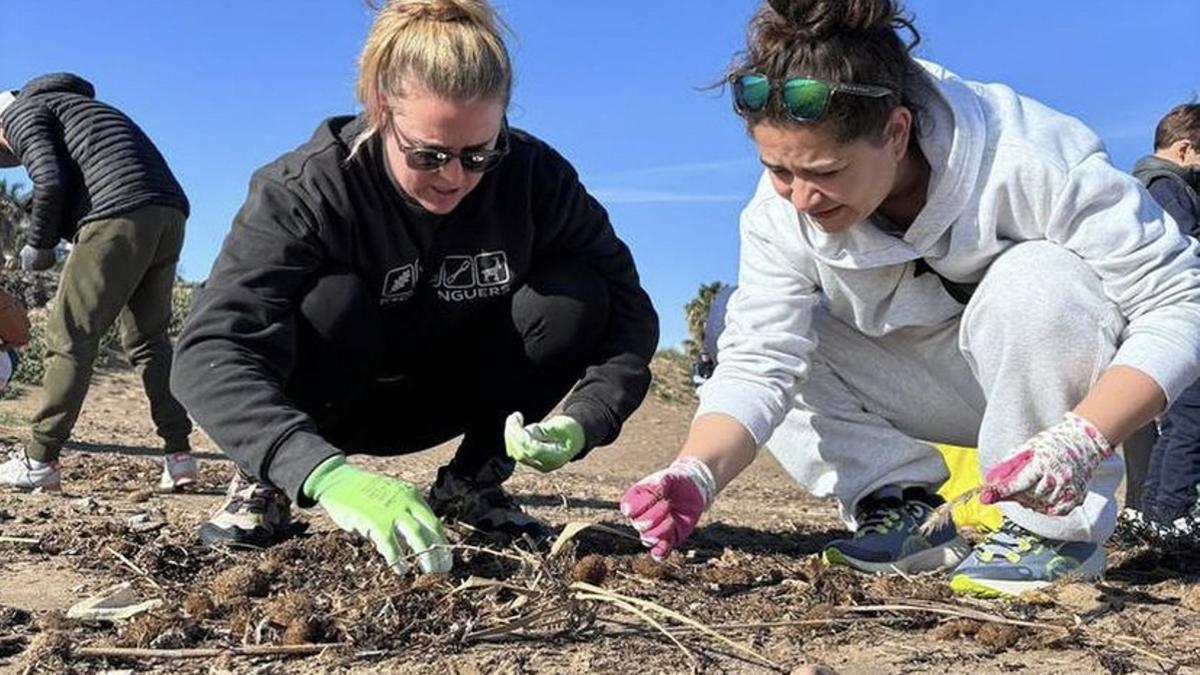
<box><xmin>620</xmin><ymin>457</ymin><xmax>717</xmax><ymax>561</ymax></box>
<box><xmin>304</xmin><ymin>456</ymin><xmax>451</xmax><ymax>575</ymax></box>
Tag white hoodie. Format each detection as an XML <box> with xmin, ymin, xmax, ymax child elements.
<box><xmin>698</xmin><ymin>60</ymin><xmax>1200</xmax><ymax>447</ymax></box>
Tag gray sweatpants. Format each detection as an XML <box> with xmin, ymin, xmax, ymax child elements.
<box><xmin>766</xmin><ymin>242</ymin><xmax>1125</xmax><ymax>543</ymax></box>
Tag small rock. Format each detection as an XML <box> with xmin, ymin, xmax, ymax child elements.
<box><xmin>0</xmin><ymin>508</ymin><xmax>12</xmax><ymax>521</ymax></box>
<box><xmin>122</xmin><ymin>512</ymin><xmax>165</xmax><ymax>533</ymax></box>
<box><xmin>72</xmin><ymin>497</ymin><xmax>98</xmax><ymax>514</ymax></box>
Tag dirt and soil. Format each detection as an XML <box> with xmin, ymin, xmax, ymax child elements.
<box><xmin>1</xmin><ymin>356</ymin><xmax>1198</xmax><ymax>674</ymax></box>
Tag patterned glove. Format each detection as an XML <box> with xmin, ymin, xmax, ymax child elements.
<box><xmin>503</xmin><ymin>412</ymin><xmax>585</xmax><ymax>473</ymax></box>
<box><xmin>979</xmin><ymin>412</ymin><xmax>1113</xmax><ymax>516</ymax></box>
<box><xmin>620</xmin><ymin>457</ymin><xmax>717</xmax><ymax>561</ymax></box>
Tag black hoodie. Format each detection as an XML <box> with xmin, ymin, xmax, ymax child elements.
<box><xmin>0</xmin><ymin>73</ymin><xmax>188</xmax><ymax>248</ymax></box>
<box><xmin>170</xmin><ymin>115</ymin><xmax>659</xmax><ymax>503</ymax></box>
<box><xmin>1132</xmin><ymin>155</ymin><xmax>1200</xmax><ymax>240</ymax></box>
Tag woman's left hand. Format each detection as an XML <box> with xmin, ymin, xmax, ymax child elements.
<box><xmin>980</xmin><ymin>412</ymin><xmax>1113</xmax><ymax>516</ymax></box>
<box><xmin>503</xmin><ymin>412</ymin><xmax>585</xmax><ymax>473</ymax></box>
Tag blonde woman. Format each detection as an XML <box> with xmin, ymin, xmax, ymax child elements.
<box><xmin>173</xmin><ymin>0</ymin><xmax>658</xmax><ymax>573</ymax></box>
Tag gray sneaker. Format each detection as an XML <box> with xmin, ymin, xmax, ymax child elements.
<box><xmin>427</xmin><ymin>459</ymin><xmax>550</xmax><ymax>541</ymax></box>
<box><xmin>199</xmin><ymin>472</ymin><xmax>292</xmax><ymax>548</ymax></box>
<box><xmin>822</xmin><ymin>488</ymin><xmax>970</xmax><ymax>574</ymax></box>
<box><xmin>950</xmin><ymin>520</ymin><xmax>1105</xmax><ymax>598</ymax></box>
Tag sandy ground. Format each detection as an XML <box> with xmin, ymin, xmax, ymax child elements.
<box><xmin>1</xmin><ymin>360</ymin><xmax>1198</xmax><ymax>674</ymax></box>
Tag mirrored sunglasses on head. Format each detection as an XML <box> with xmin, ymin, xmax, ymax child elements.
<box><xmin>392</xmin><ymin>119</ymin><xmax>510</xmax><ymax>173</ymax></box>
<box><xmin>731</xmin><ymin>73</ymin><xmax>893</xmax><ymax>122</ymax></box>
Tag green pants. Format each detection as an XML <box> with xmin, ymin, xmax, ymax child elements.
<box><xmin>28</xmin><ymin>204</ymin><xmax>193</xmax><ymax>461</ymax></box>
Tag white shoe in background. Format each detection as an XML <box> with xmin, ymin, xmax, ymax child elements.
<box><xmin>159</xmin><ymin>452</ymin><xmax>198</xmax><ymax>491</ymax></box>
<box><xmin>0</xmin><ymin>452</ymin><xmax>61</xmax><ymax>492</ymax></box>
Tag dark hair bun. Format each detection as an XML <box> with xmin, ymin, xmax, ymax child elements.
<box><xmin>765</xmin><ymin>0</ymin><xmax>900</xmax><ymax>39</ymax></box>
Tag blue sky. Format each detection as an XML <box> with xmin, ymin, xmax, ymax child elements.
<box><xmin>2</xmin><ymin>2</ymin><xmax>1197</xmax><ymax>348</ymax></box>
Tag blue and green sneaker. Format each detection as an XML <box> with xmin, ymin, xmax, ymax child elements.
<box><xmin>950</xmin><ymin>520</ymin><xmax>1105</xmax><ymax>598</ymax></box>
<box><xmin>822</xmin><ymin>487</ymin><xmax>971</xmax><ymax>574</ymax></box>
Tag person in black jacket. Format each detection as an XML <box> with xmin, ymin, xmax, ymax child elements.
<box><xmin>171</xmin><ymin>0</ymin><xmax>658</xmax><ymax>574</ymax></box>
<box><xmin>1130</xmin><ymin>103</ymin><xmax>1200</xmax><ymax>534</ymax></box>
<box><xmin>0</xmin><ymin>76</ymin><xmax>196</xmax><ymax>494</ymax></box>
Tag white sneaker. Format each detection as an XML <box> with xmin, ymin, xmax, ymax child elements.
<box><xmin>159</xmin><ymin>452</ymin><xmax>198</xmax><ymax>492</ymax></box>
<box><xmin>0</xmin><ymin>453</ymin><xmax>62</xmax><ymax>492</ymax></box>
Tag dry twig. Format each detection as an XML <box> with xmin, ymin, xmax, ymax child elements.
<box><xmin>105</xmin><ymin>545</ymin><xmax>163</xmax><ymax>590</ymax></box>
<box><xmin>571</xmin><ymin>581</ymin><xmax>780</xmax><ymax>670</ymax></box>
<box><xmin>919</xmin><ymin>486</ymin><xmax>983</xmax><ymax>536</ymax></box>
<box><xmin>75</xmin><ymin>643</ymin><xmax>347</xmax><ymax>660</ymax></box>
<box><xmin>854</xmin><ymin>599</ymin><xmax>1066</xmax><ymax>631</ymax></box>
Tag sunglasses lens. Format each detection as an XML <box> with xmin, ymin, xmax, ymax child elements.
<box><xmin>461</xmin><ymin>151</ymin><xmax>502</xmax><ymax>173</ymax></box>
<box><xmin>407</xmin><ymin>148</ymin><xmax>450</xmax><ymax>171</ymax></box>
<box><xmin>734</xmin><ymin>74</ymin><xmax>771</xmax><ymax>112</ymax></box>
<box><xmin>781</xmin><ymin>79</ymin><xmax>830</xmax><ymax>121</ymax></box>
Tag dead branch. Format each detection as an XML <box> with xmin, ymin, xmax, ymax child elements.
<box><xmin>75</xmin><ymin>642</ymin><xmax>349</xmax><ymax>660</ymax></box>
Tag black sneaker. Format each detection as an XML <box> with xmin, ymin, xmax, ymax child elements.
<box><xmin>199</xmin><ymin>471</ymin><xmax>292</xmax><ymax>548</ymax></box>
<box><xmin>427</xmin><ymin>459</ymin><xmax>550</xmax><ymax>541</ymax></box>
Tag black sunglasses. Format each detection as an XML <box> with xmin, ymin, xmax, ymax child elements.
<box><xmin>390</xmin><ymin>119</ymin><xmax>510</xmax><ymax>173</ymax></box>
<box><xmin>731</xmin><ymin>73</ymin><xmax>894</xmax><ymax>122</ymax></box>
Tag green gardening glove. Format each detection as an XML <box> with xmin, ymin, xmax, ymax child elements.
<box><xmin>303</xmin><ymin>456</ymin><xmax>451</xmax><ymax>574</ymax></box>
<box><xmin>504</xmin><ymin>412</ymin><xmax>586</xmax><ymax>473</ymax></box>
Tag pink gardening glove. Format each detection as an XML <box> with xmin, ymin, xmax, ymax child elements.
<box><xmin>980</xmin><ymin>412</ymin><xmax>1113</xmax><ymax>516</ymax></box>
<box><xmin>620</xmin><ymin>457</ymin><xmax>717</xmax><ymax>561</ymax></box>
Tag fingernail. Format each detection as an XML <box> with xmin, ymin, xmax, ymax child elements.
<box><xmin>620</xmin><ymin>504</ymin><xmax>630</xmax><ymax>516</ymax></box>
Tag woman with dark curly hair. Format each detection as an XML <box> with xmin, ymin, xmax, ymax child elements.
<box><xmin>622</xmin><ymin>0</ymin><xmax>1200</xmax><ymax>597</ymax></box>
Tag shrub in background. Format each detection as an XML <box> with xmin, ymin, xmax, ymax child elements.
<box><xmin>4</xmin><ymin>277</ymin><xmax>196</xmax><ymax>388</ymax></box>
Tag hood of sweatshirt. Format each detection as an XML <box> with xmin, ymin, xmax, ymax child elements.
<box><xmin>18</xmin><ymin>72</ymin><xmax>96</xmax><ymax>99</ymax></box>
<box><xmin>1133</xmin><ymin>154</ymin><xmax>1200</xmax><ymax>193</ymax></box>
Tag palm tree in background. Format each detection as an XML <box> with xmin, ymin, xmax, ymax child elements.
<box><xmin>682</xmin><ymin>281</ymin><xmax>724</xmax><ymax>361</ymax></box>
<box><xmin>0</xmin><ymin>178</ymin><xmax>30</xmax><ymax>269</ymax></box>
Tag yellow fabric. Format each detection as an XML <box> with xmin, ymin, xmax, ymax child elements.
<box><xmin>935</xmin><ymin>443</ymin><xmax>1003</xmax><ymax>532</ymax></box>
